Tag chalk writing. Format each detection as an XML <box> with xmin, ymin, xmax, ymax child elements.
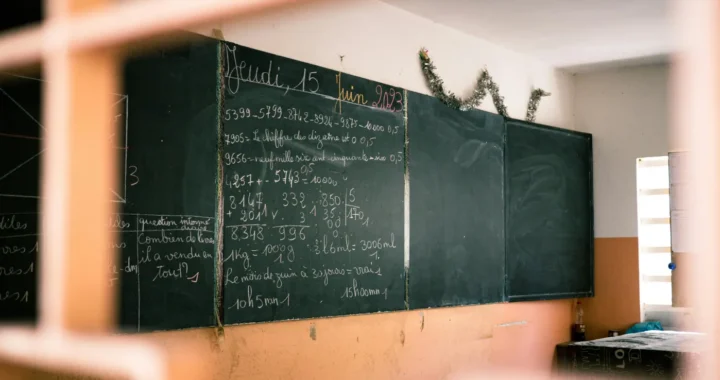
<box><xmin>221</xmin><ymin>40</ymin><xmax>405</xmax><ymax>324</ymax></box>
<box><xmin>224</xmin><ymin>44</ymin><xmax>319</xmax><ymax>96</ymax></box>
<box><xmin>335</xmin><ymin>73</ymin><xmax>368</xmax><ymax>113</ymax></box>
<box><xmin>0</xmin><ymin>215</ymin><xmax>28</xmax><ymax>231</ymax></box>
<box><xmin>371</xmin><ymin>84</ymin><xmax>404</xmax><ymax>112</ymax></box>
<box><xmin>0</xmin><ymin>214</ymin><xmax>37</xmax><ymax>318</ymax></box>
<box><xmin>0</xmin><ymin>263</ymin><xmax>34</xmax><ymax>276</ymax></box>
<box><xmin>223</xmin><ymin>43</ymin><xmax>400</xmax><ymax>115</ymax></box>
<box><xmin>340</xmin><ymin>279</ymin><xmax>388</xmax><ymax>300</ymax></box>
<box><xmin>0</xmin><ymin>290</ymin><xmax>29</xmax><ymax>303</ymax></box>
<box><xmin>227</xmin><ymin>285</ymin><xmax>291</xmax><ymax>310</ymax></box>
<box><xmin>0</xmin><ymin>212</ymin><xmax>217</xmax><ymax>327</ymax></box>
<box><xmin>221</xmin><ymin>63</ymin><xmax>405</xmax><ymax>323</ymax></box>
<box><xmin>222</xmin><ymin>105</ymin><xmax>401</xmax><ymax>138</ymax></box>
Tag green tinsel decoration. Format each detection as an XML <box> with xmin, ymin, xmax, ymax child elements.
<box><xmin>526</xmin><ymin>88</ymin><xmax>551</xmax><ymax>122</ymax></box>
<box><xmin>419</xmin><ymin>47</ymin><xmax>550</xmax><ymax>121</ymax></box>
<box><xmin>481</xmin><ymin>69</ymin><xmax>508</xmax><ymax>117</ymax></box>
<box><xmin>419</xmin><ymin>47</ymin><xmax>506</xmax><ymax>115</ymax></box>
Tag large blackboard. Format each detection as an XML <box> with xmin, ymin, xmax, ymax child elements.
<box><xmin>220</xmin><ymin>41</ymin><xmax>406</xmax><ymax>324</ymax></box>
<box><xmin>1</xmin><ymin>32</ymin><xmax>597</xmax><ymax>330</ymax></box>
<box><xmin>505</xmin><ymin>119</ymin><xmax>594</xmax><ymax>301</ymax></box>
<box><xmin>408</xmin><ymin>92</ymin><xmax>506</xmax><ymax>308</ymax></box>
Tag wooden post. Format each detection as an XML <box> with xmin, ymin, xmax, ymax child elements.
<box><xmin>39</xmin><ymin>0</ymin><xmax>118</xmax><ymax>333</ymax></box>
<box><xmin>673</xmin><ymin>0</ymin><xmax>720</xmax><ymax>378</ymax></box>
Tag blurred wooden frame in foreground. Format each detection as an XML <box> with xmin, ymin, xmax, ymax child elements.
<box><xmin>0</xmin><ymin>0</ymin><xmax>718</xmax><ymax>379</ymax></box>
<box><xmin>0</xmin><ymin>0</ymin><xmax>304</xmax><ymax>379</ymax></box>
<box><xmin>673</xmin><ymin>0</ymin><xmax>720</xmax><ymax>379</ymax></box>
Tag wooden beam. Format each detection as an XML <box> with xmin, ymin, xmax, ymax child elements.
<box><xmin>673</xmin><ymin>0</ymin><xmax>720</xmax><ymax>377</ymax></box>
<box><xmin>39</xmin><ymin>0</ymin><xmax>118</xmax><ymax>334</ymax></box>
<box><xmin>0</xmin><ymin>0</ymin><xmax>306</xmax><ymax>71</ymax></box>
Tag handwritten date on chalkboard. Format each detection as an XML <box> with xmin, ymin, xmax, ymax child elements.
<box><xmin>224</xmin><ymin>44</ymin><xmax>404</xmax><ymax>114</ymax></box>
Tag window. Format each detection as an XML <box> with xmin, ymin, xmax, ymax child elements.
<box><xmin>636</xmin><ymin>156</ymin><xmax>672</xmax><ymax>307</ymax></box>
<box><xmin>636</xmin><ymin>155</ymin><xmax>694</xmax><ymax>331</ymax></box>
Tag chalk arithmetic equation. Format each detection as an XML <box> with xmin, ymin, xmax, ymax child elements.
<box><xmin>221</xmin><ymin>46</ymin><xmax>407</xmax><ymax>323</ymax></box>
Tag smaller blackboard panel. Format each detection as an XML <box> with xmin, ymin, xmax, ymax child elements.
<box><xmin>505</xmin><ymin>119</ymin><xmax>594</xmax><ymax>301</ymax></box>
<box><xmin>118</xmin><ymin>36</ymin><xmax>221</xmax><ymax>331</ymax></box>
<box><xmin>408</xmin><ymin>92</ymin><xmax>506</xmax><ymax>309</ymax></box>
<box><xmin>122</xmin><ymin>38</ymin><xmax>219</xmax><ymax>217</ymax></box>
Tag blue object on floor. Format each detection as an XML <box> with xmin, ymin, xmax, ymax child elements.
<box><xmin>626</xmin><ymin>321</ymin><xmax>664</xmax><ymax>334</ymax></box>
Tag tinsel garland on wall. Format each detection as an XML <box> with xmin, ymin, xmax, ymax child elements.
<box><xmin>419</xmin><ymin>48</ymin><xmax>550</xmax><ymax>122</ymax></box>
<box><xmin>525</xmin><ymin>88</ymin><xmax>551</xmax><ymax>122</ymax></box>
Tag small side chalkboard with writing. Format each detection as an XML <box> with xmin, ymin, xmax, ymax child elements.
<box><xmin>0</xmin><ymin>35</ymin><xmax>222</xmax><ymax>331</ymax></box>
<box><xmin>117</xmin><ymin>36</ymin><xmax>222</xmax><ymax>331</ymax></box>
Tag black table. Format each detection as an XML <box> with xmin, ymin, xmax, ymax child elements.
<box><xmin>556</xmin><ymin>331</ymin><xmax>705</xmax><ymax>378</ymax></box>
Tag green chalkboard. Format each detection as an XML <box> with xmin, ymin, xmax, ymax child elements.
<box><xmin>0</xmin><ymin>72</ymin><xmax>42</xmax><ymax>322</ymax></box>
<box><xmin>408</xmin><ymin>92</ymin><xmax>506</xmax><ymax>308</ymax></box>
<box><xmin>505</xmin><ymin>119</ymin><xmax>594</xmax><ymax>301</ymax></box>
<box><xmin>0</xmin><ymin>2</ymin><xmax>43</xmax><ymax>323</ymax></box>
<box><xmin>1</xmin><ymin>30</ymin><xmax>597</xmax><ymax>330</ymax></box>
<box><xmin>220</xmin><ymin>41</ymin><xmax>406</xmax><ymax>324</ymax></box>
<box><xmin>117</xmin><ymin>36</ymin><xmax>221</xmax><ymax>331</ymax></box>
<box><xmin>0</xmin><ymin>35</ymin><xmax>222</xmax><ymax>331</ymax></box>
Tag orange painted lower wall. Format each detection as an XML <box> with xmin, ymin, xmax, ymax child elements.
<box><xmin>0</xmin><ymin>300</ymin><xmax>574</xmax><ymax>379</ymax></box>
<box><xmin>137</xmin><ymin>300</ymin><xmax>573</xmax><ymax>379</ymax></box>
<box><xmin>583</xmin><ymin>237</ymin><xmax>641</xmax><ymax>340</ymax></box>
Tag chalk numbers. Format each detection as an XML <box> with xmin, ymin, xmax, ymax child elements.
<box><xmin>225</xmin><ymin>107</ymin><xmax>252</xmax><ymax>121</ymax></box>
<box><xmin>372</xmin><ymin>85</ymin><xmax>403</xmax><ymax>112</ymax></box>
<box><xmin>293</xmin><ymin>69</ymin><xmax>320</xmax><ymax>93</ymax></box>
<box><xmin>128</xmin><ymin>165</ymin><xmax>139</xmax><ymax>186</ymax></box>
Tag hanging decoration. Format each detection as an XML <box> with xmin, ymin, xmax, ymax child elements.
<box><xmin>418</xmin><ymin>47</ymin><xmax>550</xmax><ymax>122</ymax></box>
<box><xmin>525</xmin><ymin>88</ymin><xmax>551</xmax><ymax>122</ymax></box>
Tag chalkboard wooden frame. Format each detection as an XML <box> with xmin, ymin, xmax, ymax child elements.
<box><xmin>504</xmin><ymin>118</ymin><xmax>595</xmax><ymax>302</ymax></box>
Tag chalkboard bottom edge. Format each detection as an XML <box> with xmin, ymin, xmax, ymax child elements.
<box><xmin>507</xmin><ymin>291</ymin><xmax>593</xmax><ymax>302</ymax></box>
<box><xmin>408</xmin><ymin>299</ymin><xmax>506</xmax><ymax>311</ymax></box>
<box><xmin>223</xmin><ymin>306</ymin><xmax>406</xmax><ymax>327</ymax></box>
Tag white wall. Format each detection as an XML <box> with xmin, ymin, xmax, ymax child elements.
<box><xmin>203</xmin><ymin>0</ymin><xmax>574</xmax><ymax>130</ymax></box>
<box><xmin>201</xmin><ymin>0</ymin><xmax>672</xmax><ymax>240</ymax></box>
<box><xmin>575</xmin><ymin>64</ymin><xmax>670</xmax><ymax>238</ymax></box>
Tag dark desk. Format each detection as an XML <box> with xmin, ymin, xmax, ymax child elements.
<box><xmin>556</xmin><ymin>331</ymin><xmax>704</xmax><ymax>378</ymax></box>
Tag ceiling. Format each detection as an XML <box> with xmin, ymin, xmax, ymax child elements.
<box><xmin>382</xmin><ymin>0</ymin><xmax>673</xmax><ymax>71</ymax></box>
